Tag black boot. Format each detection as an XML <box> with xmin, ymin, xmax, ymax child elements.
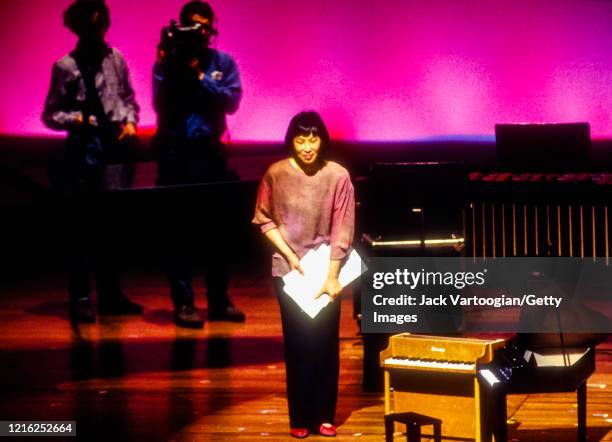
<box><xmin>208</xmin><ymin>305</ymin><xmax>246</xmax><ymax>322</ymax></box>
<box><xmin>98</xmin><ymin>294</ymin><xmax>143</xmax><ymax>315</ymax></box>
<box><xmin>70</xmin><ymin>298</ymin><xmax>96</xmax><ymax>324</ymax></box>
<box><xmin>174</xmin><ymin>305</ymin><xmax>204</xmax><ymax>328</ymax></box>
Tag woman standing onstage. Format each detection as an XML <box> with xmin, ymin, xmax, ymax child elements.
<box><xmin>252</xmin><ymin>111</ymin><xmax>355</xmax><ymax>438</ymax></box>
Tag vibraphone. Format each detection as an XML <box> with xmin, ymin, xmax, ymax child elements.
<box><xmin>468</xmin><ymin>172</ymin><xmax>612</xmax><ymax>261</ymax></box>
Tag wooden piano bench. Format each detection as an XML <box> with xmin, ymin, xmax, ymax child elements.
<box><xmin>384</xmin><ymin>412</ymin><xmax>442</xmax><ymax>442</ymax></box>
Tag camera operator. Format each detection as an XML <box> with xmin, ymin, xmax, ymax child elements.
<box><xmin>153</xmin><ymin>1</ymin><xmax>245</xmax><ymax>328</ymax></box>
<box><xmin>42</xmin><ymin>0</ymin><xmax>142</xmax><ymax>323</ymax></box>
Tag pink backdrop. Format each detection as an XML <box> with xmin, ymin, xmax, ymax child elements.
<box><xmin>0</xmin><ymin>0</ymin><xmax>610</xmax><ymax>140</ymax></box>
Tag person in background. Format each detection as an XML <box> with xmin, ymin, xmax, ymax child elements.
<box><xmin>152</xmin><ymin>0</ymin><xmax>245</xmax><ymax>328</ymax></box>
<box><xmin>42</xmin><ymin>0</ymin><xmax>142</xmax><ymax>323</ymax></box>
<box><xmin>253</xmin><ymin>111</ymin><xmax>355</xmax><ymax>438</ymax></box>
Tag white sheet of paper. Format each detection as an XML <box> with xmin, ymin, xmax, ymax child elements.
<box><xmin>282</xmin><ymin>244</ymin><xmax>366</xmax><ymax>319</ymax></box>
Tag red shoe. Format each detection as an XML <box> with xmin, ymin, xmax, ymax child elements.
<box><xmin>319</xmin><ymin>423</ymin><xmax>337</xmax><ymax>437</ymax></box>
<box><xmin>290</xmin><ymin>428</ymin><xmax>309</xmax><ymax>438</ymax></box>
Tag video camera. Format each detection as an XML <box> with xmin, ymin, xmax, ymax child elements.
<box><xmin>158</xmin><ymin>20</ymin><xmax>208</xmax><ymax>65</ymax></box>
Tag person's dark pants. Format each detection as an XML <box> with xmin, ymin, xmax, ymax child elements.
<box><xmin>53</xmin><ymin>131</ymin><xmax>131</xmax><ymax>308</ymax></box>
<box><xmin>66</xmin><ymin>234</ymin><xmax>124</xmax><ymax>306</ymax></box>
<box><xmin>273</xmin><ymin>277</ymin><xmax>341</xmax><ymax>430</ymax></box>
<box><xmin>164</xmin><ymin>237</ymin><xmax>231</xmax><ymax>311</ymax></box>
<box><xmin>156</xmin><ymin>136</ymin><xmax>232</xmax><ymax>311</ymax></box>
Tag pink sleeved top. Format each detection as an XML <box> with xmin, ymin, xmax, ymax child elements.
<box><xmin>252</xmin><ymin>158</ymin><xmax>355</xmax><ymax>277</ymax></box>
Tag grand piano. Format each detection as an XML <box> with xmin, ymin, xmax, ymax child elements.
<box><xmin>480</xmin><ymin>334</ymin><xmax>599</xmax><ymax>442</ymax></box>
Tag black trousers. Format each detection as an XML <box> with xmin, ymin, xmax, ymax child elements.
<box><xmin>274</xmin><ymin>278</ymin><xmax>341</xmax><ymax>429</ymax></box>
<box><xmin>163</xmin><ymin>239</ymin><xmax>231</xmax><ymax>310</ymax></box>
<box><xmin>156</xmin><ymin>136</ymin><xmax>232</xmax><ymax>311</ymax></box>
<box><xmin>66</xmin><ymin>229</ymin><xmax>123</xmax><ymax>306</ymax></box>
<box><xmin>53</xmin><ymin>131</ymin><xmax>131</xmax><ymax>306</ymax></box>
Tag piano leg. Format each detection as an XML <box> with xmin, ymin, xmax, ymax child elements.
<box><xmin>577</xmin><ymin>382</ymin><xmax>587</xmax><ymax>442</ymax></box>
<box><xmin>492</xmin><ymin>391</ymin><xmax>507</xmax><ymax>442</ymax></box>
<box><xmin>478</xmin><ymin>384</ymin><xmax>491</xmax><ymax>442</ymax></box>
<box><xmin>384</xmin><ymin>415</ymin><xmax>394</xmax><ymax>442</ymax></box>
<box><xmin>477</xmin><ymin>373</ymin><xmax>507</xmax><ymax>442</ymax></box>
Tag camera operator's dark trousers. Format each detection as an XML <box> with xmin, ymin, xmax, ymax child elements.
<box><xmin>155</xmin><ymin>136</ymin><xmax>232</xmax><ymax>312</ymax></box>
<box><xmin>273</xmin><ymin>278</ymin><xmax>341</xmax><ymax>430</ymax></box>
<box><xmin>53</xmin><ymin>131</ymin><xmax>132</xmax><ymax>308</ymax></box>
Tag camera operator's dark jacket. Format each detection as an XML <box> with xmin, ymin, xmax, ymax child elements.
<box><xmin>153</xmin><ymin>49</ymin><xmax>242</xmax><ymax>141</ymax></box>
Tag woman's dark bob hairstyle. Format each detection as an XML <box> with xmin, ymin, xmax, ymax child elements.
<box><xmin>284</xmin><ymin>111</ymin><xmax>331</xmax><ymax>161</ymax></box>
<box><xmin>64</xmin><ymin>0</ymin><xmax>110</xmax><ymax>36</ymax></box>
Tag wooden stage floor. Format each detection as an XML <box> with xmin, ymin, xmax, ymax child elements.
<box><xmin>0</xmin><ymin>274</ymin><xmax>610</xmax><ymax>441</ymax></box>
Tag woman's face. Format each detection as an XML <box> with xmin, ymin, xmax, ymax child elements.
<box><xmin>292</xmin><ymin>132</ymin><xmax>321</xmax><ymax>166</ymax></box>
